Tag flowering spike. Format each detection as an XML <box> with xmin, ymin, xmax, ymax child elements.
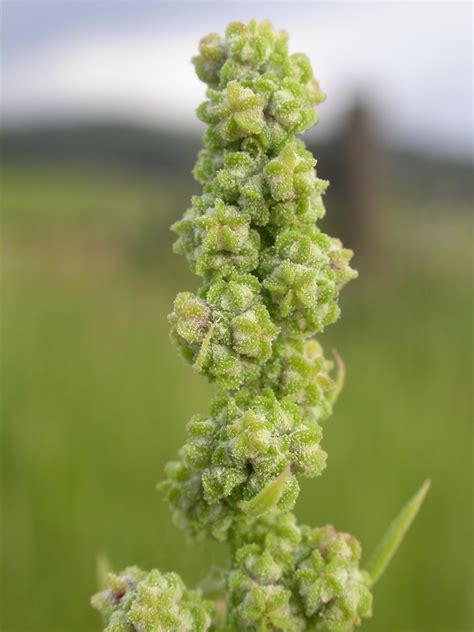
<box><xmin>92</xmin><ymin>19</ymin><xmax>427</xmax><ymax>631</ymax></box>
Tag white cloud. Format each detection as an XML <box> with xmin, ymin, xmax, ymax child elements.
<box><xmin>1</xmin><ymin>3</ymin><xmax>471</xmax><ymax>156</ymax></box>
<box><xmin>1</xmin><ymin>29</ymin><xmax>202</xmax><ymax>126</ymax></box>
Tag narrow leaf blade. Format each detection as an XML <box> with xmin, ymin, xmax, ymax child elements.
<box><xmin>240</xmin><ymin>464</ymin><xmax>291</xmax><ymax>518</ymax></box>
<box><xmin>366</xmin><ymin>479</ymin><xmax>431</xmax><ymax>586</ymax></box>
<box><xmin>194</xmin><ymin>324</ymin><xmax>214</xmax><ymax>372</ymax></box>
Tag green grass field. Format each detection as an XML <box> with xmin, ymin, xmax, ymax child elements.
<box><xmin>1</xmin><ymin>163</ymin><xmax>472</xmax><ymax>631</ymax></box>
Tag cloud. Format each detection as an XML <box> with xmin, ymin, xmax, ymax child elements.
<box><xmin>1</xmin><ymin>2</ymin><xmax>471</xmax><ymax>156</ymax></box>
<box><xmin>1</xmin><ymin>29</ymin><xmax>202</xmax><ymax>127</ymax></box>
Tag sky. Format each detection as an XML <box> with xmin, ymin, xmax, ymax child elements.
<box><xmin>1</xmin><ymin>1</ymin><xmax>472</xmax><ymax>158</ymax></box>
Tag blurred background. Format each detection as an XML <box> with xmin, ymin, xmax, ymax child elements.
<box><xmin>1</xmin><ymin>1</ymin><xmax>472</xmax><ymax>630</ymax></box>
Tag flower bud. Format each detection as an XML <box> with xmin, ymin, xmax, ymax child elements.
<box><xmin>91</xmin><ymin>567</ymin><xmax>214</xmax><ymax>632</ymax></box>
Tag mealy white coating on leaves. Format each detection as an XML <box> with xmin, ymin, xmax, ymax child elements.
<box><xmin>161</xmin><ymin>389</ymin><xmax>327</xmax><ymax>540</ymax></box>
<box><xmin>166</xmin><ymin>18</ymin><xmax>357</xmax><ymax>540</ymax></box>
<box><xmin>227</xmin><ymin>512</ymin><xmax>372</xmax><ymax>632</ymax></box>
<box><xmin>91</xmin><ymin>567</ymin><xmax>214</xmax><ymax>632</ymax></box>
<box><xmin>92</xmin><ymin>19</ymin><xmax>372</xmax><ymax>632</ymax></box>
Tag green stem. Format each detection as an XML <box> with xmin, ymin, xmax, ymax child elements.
<box><xmin>366</xmin><ymin>479</ymin><xmax>431</xmax><ymax>586</ymax></box>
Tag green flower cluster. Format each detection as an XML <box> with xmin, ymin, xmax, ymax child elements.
<box><xmin>92</xmin><ymin>19</ymin><xmax>411</xmax><ymax>632</ymax></box>
<box><xmin>166</xmin><ymin>17</ymin><xmax>356</xmax><ymax>541</ymax></box>
<box><xmin>228</xmin><ymin>512</ymin><xmax>372</xmax><ymax>631</ymax></box>
<box><xmin>91</xmin><ymin>567</ymin><xmax>214</xmax><ymax>632</ymax></box>
<box><xmin>295</xmin><ymin>525</ymin><xmax>372</xmax><ymax>629</ymax></box>
<box><xmin>192</xmin><ymin>21</ymin><xmax>324</xmax><ymax>147</ymax></box>
<box><xmin>263</xmin><ymin>338</ymin><xmax>340</xmax><ymax>421</ymax></box>
<box><xmin>162</xmin><ymin>389</ymin><xmax>326</xmax><ymax>541</ymax></box>
<box><xmin>160</xmin><ymin>19</ymin><xmax>366</xmax><ymax>630</ymax></box>
<box><xmin>169</xmin><ymin>274</ymin><xmax>278</xmax><ymax>389</ymax></box>
<box><xmin>261</xmin><ymin>227</ymin><xmax>355</xmax><ymax>335</ymax></box>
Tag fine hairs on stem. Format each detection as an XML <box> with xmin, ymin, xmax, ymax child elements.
<box><xmin>92</xmin><ymin>20</ymin><xmax>429</xmax><ymax>631</ymax></box>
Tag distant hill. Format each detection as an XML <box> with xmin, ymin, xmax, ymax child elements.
<box><xmin>0</xmin><ymin>123</ymin><xmax>202</xmax><ymax>176</ymax></box>
<box><xmin>1</xmin><ymin>122</ymin><xmax>472</xmax><ymax>204</ymax></box>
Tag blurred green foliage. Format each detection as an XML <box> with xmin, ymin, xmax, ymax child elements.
<box><xmin>1</xmin><ymin>163</ymin><xmax>471</xmax><ymax>631</ymax></box>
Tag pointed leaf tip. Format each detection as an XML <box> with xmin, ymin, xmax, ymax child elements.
<box><xmin>240</xmin><ymin>464</ymin><xmax>291</xmax><ymax>518</ymax></box>
<box><xmin>366</xmin><ymin>479</ymin><xmax>431</xmax><ymax>587</ymax></box>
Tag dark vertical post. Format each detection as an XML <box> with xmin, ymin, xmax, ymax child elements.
<box><xmin>339</xmin><ymin>100</ymin><xmax>381</xmax><ymax>253</ymax></box>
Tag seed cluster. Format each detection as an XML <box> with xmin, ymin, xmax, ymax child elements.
<box><xmin>91</xmin><ymin>567</ymin><xmax>214</xmax><ymax>632</ymax></box>
<box><xmin>166</xmin><ymin>17</ymin><xmax>356</xmax><ymax>548</ymax></box>
<box><xmin>228</xmin><ymin>512</ymin><xmax>372</xmax><ymax>631</ymax></box>
<box><xmin>92</xmin><ymin>20</ymin><xmax>372</xmax><ymax>632</ymax></box>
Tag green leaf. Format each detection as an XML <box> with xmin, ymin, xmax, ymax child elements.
<box><xmin>194</xmin><ymin>323</ymin><xmax>215</xmax><ymax>372</ymax></box>
<box><xmin>366</xmin><ymin>479</ymin><xmax>431</xmax><ymax>586</ymax></box>
<box><xmin>240</xmin><ymin>464</ymin><xmax>291</xmax><ymax>518</ymax></box>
